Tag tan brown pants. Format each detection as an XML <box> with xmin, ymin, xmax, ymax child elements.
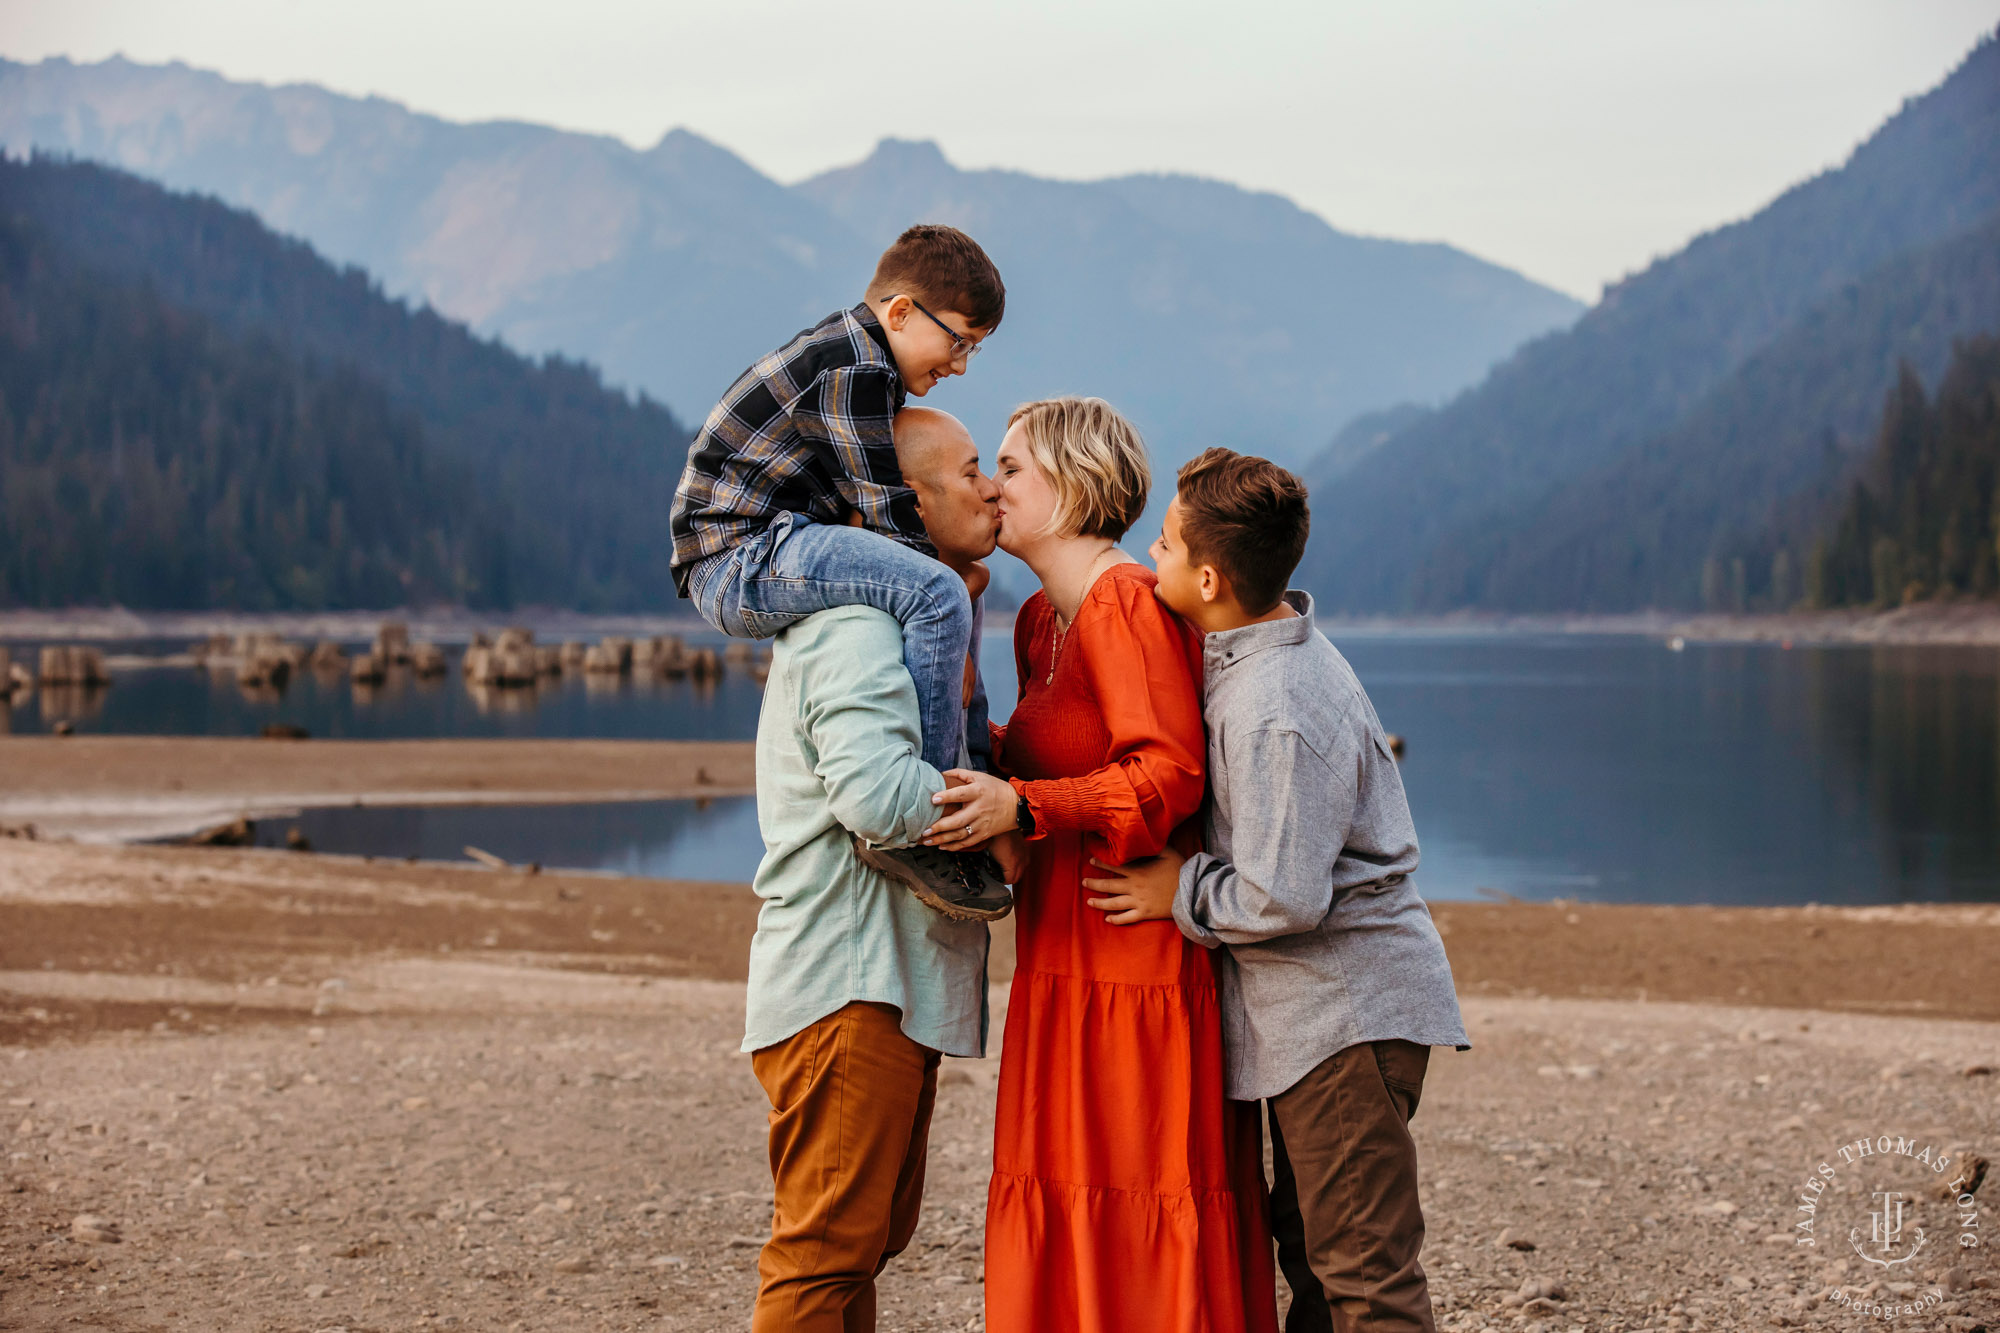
<box><xmin>1268</xmin><ymin>1039</ymin><xmax>1436</xmax><ymax>1333</ymax></box>
<box><xmin>750</xmin><ymin>1002</ymin><xmax>941</xmax><ymax>1333</ymax></box>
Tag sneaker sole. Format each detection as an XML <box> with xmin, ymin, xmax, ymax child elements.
<box><xmin>852</xmin><ymin>841</ymin><xmax>1013</xmax><ymax>922</ymax></box>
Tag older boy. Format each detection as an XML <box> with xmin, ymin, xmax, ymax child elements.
<box><xmin>744</xmin><ymin>407</ymin><xmax>1017</xmax><ymax>1333</ymax></box>
<box><xmin>1084</xmin><ymin>448</ymin><xmax>1468</xmax><ymax>1333</ymax></box>
<box><xmin>672</xmin><ymin>224</ymin><xmax>1009</xmax><ymax>919</ymax></box>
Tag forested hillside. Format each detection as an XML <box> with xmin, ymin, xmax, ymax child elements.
<box><xmin>1803</xmin><ymin>338</ymin><xmax>2000</xmax><ymax>608</ymax></box>
<box><xmin>1296</xmin><ymin>28</ymin><xmax>2000</xmax><ymax>612</ymax></box>
<box><xmin>1411</xmin><ymin>213</ymin><xmax>2000</xmax><ymax>610</ymax></box>
<box><xmin>0</xmin><ymin>157</ymin><xmax>692</xmax><ymax>610</ymax></box>
<box><xmin>1305</xmin><ymin>403</ymin><xmax>1430</xmax><ymax>485</ymax></box>
<box><xmin>0</xmin><ymin>211</ymin><xmax>492</xmax><ymax>608</ymax></box>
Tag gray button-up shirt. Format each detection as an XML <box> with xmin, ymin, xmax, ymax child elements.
<box><xmin>1173</xmin><ymin>591</ymin><xmax>1467</xmax><ymax>1100</ymax></box>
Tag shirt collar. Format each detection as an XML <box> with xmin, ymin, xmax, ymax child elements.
<box><xmin>851</xmin><ymin>301</ymin><xmax>894</xmax><ymax>358</ymax></box>
<box><xmin>848</xmin><ymin>302</ymin><xmax>906</xmax><ymax>406</ymax></box>
<box><xmin>1202</xmin><ymin>590</ymin><xmax>1314</xmax><ymax>675</ymax></box>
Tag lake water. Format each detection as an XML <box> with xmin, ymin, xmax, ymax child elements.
<box><xmin>13</xmin><ymin>631</ymin><xmax>1998</xmax><ymax>905</ymax></box>
<box><xmin>249</xmin><ymin>797</ymin><xmax>766</xmax><ymax>885</ymax></box>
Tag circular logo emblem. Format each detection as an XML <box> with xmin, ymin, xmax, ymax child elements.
<box><xmin>1786</xmin><ymin>1134</ymin><xmax>1984</xmax><ymax>1321</ymax></box>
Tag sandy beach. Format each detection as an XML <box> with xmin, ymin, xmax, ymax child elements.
<box><xmin>1</xmin><ymin>739</ymin><xmax>1996</xmax><ymax>1331</ymax></box>
<box><xmin>0</xmin><ymin>738</ymin><xmax>756</xmax><ymax>843</ymax></box>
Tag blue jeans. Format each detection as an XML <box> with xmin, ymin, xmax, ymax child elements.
<box><xmin>686</xmin><ymin>515</ymin><xmax>974</xmax><ymax>776</ymax></box>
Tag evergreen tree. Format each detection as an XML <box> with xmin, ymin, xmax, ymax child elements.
<box><xmin>1806</xmin><ymin>337</ymin><xmax>2000</xmax><ymax>607</ymax></box>
<box><xmin>0</xmin><ymin>156</ymin><xmax>695</xmax><ymax>610</ymax></box>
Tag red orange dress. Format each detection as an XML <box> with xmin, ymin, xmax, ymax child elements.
<box><xmin>985</xmin><ymin>563</ymin><xmax>1277</xmax><ymax>1333</ymax></box>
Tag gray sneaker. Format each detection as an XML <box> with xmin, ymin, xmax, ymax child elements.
<box><xmin>852</xmin><ymin>839</ymin><xmax>1013</xmax><ymax>921</ymax></box>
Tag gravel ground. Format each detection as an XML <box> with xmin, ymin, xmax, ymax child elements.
<box><xmin>4</xmin><ymin>972</ymin><xmax>1996</xmax><ymax>1332</ymax></box>
<box><xmin>1</xmin><ymin>833</ymin><xmax>1996</xmax><ymax>1331</ymax></box>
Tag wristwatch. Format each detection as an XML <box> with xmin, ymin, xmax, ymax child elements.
<box><xmin>1015</xmin><ymin>794</ymin><xmax>1036</xmax><ymax>837</ymax></box>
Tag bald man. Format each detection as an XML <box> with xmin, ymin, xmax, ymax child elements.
<box><xmin>742</xmin><ymin>408</ymin><xmax>1007</xmax><ymax>1332</ymax></box>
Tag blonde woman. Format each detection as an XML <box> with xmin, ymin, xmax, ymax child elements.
<box><xmin>925</xmin><ymin>398</ymin><xmax>1276</xmax><ymax>1333</ymax></box>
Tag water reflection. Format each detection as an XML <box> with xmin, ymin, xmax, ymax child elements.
<box><xmin>1801</xmin><ymin>645</ymin><xmax>2000</xmax><ymax>900</ymax></box>
<box><xmin>37</xmin><ymin>682</ymin><xmax>109</xmax><ymax>724</ymax></box>
<box><xmin>247</xmin><ymin>797</ymin><xmax>764</xmax><ymax>883</ymax></box>
<box><xmin>1334</xmin><ymin>635</ymin><xmax>2000</xmax><ymax>905</ymax></box>
<box><xmin>4</xmin><ymin>630</ymin><xmax>1996</xmax><ymax>905</ymax></box>
<box><xmin>0</xmin><ymin>634</ymin><xmax>774</xmax><ymax>741</ymax></box>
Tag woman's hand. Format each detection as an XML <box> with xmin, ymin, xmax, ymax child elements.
<box><xmin>924</xmin><ymin>769</ymin><xmax>1017</xmax><ymax>849</ymax></box>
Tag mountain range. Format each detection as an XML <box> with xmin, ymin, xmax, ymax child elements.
<box><xmin>0</xmin><ymin>54</ymin><xmax>1583</xmax><ymax>489</ymax></box>
<box><xmin>0</xmin><ymin>155</ymin><xmax>690</xmax><ymax>610</ymax></box>
<box><xmin>1298</xmin><ymin>27</ymin><xmax>2000</xmax><ymax>611</ymax></box>
<box><xmin>5</xmin><ymin>34</ymin><xmax>1997</xmax><ymax>616</ymax></box>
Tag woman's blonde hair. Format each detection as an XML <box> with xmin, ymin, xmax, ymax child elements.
<box><xmin>1005</xmin><ymin>396</ymin><xmax>1151</xmax><ymax>540</ymax></box>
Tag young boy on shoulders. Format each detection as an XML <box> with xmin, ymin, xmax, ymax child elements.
<box><xmin>1084</xmin><ymin>447</ymin><xmax>1469</xmax><ymax>1333</ymax></box>
<box><xmin>670</xmin><ymin>224</ymin><xmax>1011</xmax><ymax>920</ymax></box>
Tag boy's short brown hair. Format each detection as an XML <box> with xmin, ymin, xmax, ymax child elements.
<box><xmin>1175</xmin><ymin>447</ymin><xmax>1310</xmax><ymax>613</ymax></box>
<box><xmin>1007</xmin><ymin>397</ymin><xmax>1150</xmax><ymax>541</ymax></box>
<box><xmin>865</xmin><ymin>225</ymin><xmax>1006</xmax><ymax>330</ymax></box>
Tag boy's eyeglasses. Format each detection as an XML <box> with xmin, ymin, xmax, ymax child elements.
<box><xmin>885</xmin><ymin>295</ymin><xmax>985</xmax><ymax>361</ymax></box>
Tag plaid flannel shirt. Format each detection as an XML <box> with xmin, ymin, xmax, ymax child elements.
<box><xmin>670</xmin><ymin>303</ymin><xmax>933</xmax><ymax>595</ymax></box>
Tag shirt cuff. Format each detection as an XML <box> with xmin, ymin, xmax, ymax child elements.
<box><xmin>1173</xmin><ymin>853</ymin><xmax>1223</xmax><ymax>950</ymax></box>
<box><xmin>1008</xmin><ymin>777</ymin><xmax>1080</xmax><ymax>841</ymax></box>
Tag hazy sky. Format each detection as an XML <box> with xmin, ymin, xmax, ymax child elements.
<box><xmin>3</xmin><ymin>1</ymin><xmax>1994</xmax><ymax>298</ymax></box>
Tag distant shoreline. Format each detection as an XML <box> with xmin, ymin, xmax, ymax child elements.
<box><xmin>1324</xmin><ymin>600</ymin><xmax>2000</xmax><ymax>647</ymax></box>
<box><xmin>0</xmin><ymin>606</ymin><xmax>719</xmax><ymax>645</ymax></box>
<box><xmin>2</xmin><ymin>599</ymin><xmax>1996</xmax><ymax>646</ymax></box>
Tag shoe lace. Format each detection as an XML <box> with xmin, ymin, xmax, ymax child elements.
<box><xmin>936</xmin><ymin>849</ymin><xmax>984</xmax><ymax>896</ymax></box>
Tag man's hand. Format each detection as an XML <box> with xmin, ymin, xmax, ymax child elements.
<box><xmin>924</xmin><ymin>769</ymin><xmax>1016</xmax><ymax>849</ymax></box>
<box><xmin>1082</xmin><ymin>851</ymin><xmax>1185</xmax><ymax>926</ymax></box>
<box><xmin>982</xmin><ymin>830</ymin><xmax>1029</xmax><ymax>884</ymax></box>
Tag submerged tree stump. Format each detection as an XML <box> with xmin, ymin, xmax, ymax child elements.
<box><xmin>375</xmin><ymin>621</ymin><xmax>412</xmax><ymax>665</ymax></box>
<box><xmin>38</xmin><ymin>645</ymin><xmax>110</xmax><ymax>687</ymax></box>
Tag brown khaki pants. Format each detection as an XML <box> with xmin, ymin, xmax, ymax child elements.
<box><xmin>1268</xmin><ymin>1039</ymin><xmax>1435</xmax><ymax>1333</ymax></box>
<box><xmin>750</xmin><ymin>1001</ymin><xmax>941</xmax><ymax>1333</ymax></box>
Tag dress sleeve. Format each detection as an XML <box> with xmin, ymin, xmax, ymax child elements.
<box><xmin>1010</xmin><ymin>578</ymin><xmax>1205</xmax><ymax>864</ymax></box>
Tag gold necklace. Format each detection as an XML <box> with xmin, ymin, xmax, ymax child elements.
<box><xmin>1046</xmin><ymin>549</ymin><xmax>1115</xmax><ymax>685</ymax></box>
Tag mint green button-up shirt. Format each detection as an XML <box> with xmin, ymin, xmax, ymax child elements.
<box><xmin>740</xmin><ymin>606</ymin><xmax>990</xmax><ymax>1059</ymax></box>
